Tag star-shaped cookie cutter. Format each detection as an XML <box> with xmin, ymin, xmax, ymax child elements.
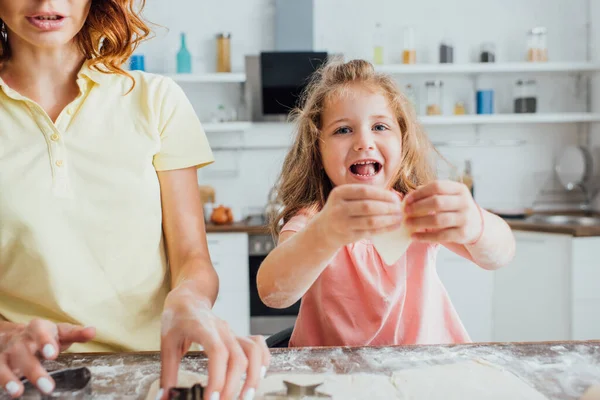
<box><xmin>264</xmin><ymin>380</ymin><xmax>332</xmax><ymax>399</ymax></box>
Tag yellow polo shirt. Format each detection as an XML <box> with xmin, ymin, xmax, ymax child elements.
<box><xmin>0</xmin><ymin>61</ymin><xmax>214</xmax><ymax>352</ymax></box>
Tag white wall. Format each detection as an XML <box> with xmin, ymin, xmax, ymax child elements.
<box><xmin>138</xmin><ymin>0</ymin><xmax>593</xmax><ymax>217</ymax></box>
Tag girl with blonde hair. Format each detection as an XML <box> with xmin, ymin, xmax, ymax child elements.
<box><xmin>258</xmin><ymin>59</ymin><xmax>515</xmax><ymax>348</ymax></box>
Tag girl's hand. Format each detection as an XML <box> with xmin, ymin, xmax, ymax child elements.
<box><xmin>159</xmin><ymin>281</ymin><xmax>270</xmax><ymax>400</ymax></box>
<box><xmin>0</xmin><ymin>320</ymin><xmax>95</xmax><ymax>398</ymax></box>
<box><xmin>316</xmin><ymin>184</ymin><xmax>404</xmax><ymax>247</ymax></box>
<box><xmin>403</xmin><ymin>180</ymin><xmax>483</xmax><ymax>244</ymax></box>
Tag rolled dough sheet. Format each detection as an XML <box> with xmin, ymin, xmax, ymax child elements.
<box><xmin>146</xmin><ymin>372</ymin><xmax>400</xmax><ymax>400</ymax></box>
<box><xmin>146</xmin><ymin>361</ymin><xmax>547</xmax><ymax>400</ymax></box>
<box><xmin>391</xmin><ymin>360</ymin><xmax>547</xmax><ymax>399</ymax></box>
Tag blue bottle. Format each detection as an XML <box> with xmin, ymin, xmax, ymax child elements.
<box><xmin>177</xmin><ymin>32</ymin><xmax>192</xmax><ymax>73</ymax></box>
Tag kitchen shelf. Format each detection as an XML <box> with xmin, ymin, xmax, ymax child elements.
<box><xmin>420</xmin><ymin>113</ymin><xmax>600</xmax><ymax>126</ymax></box>
<box><xmin>167</xmin><ymin>73</ymin><xmax>246</xmax><ymax>83</ymax></box>
<box><xmin>376</xmin><ymin>62</ymin><xmax>600</xmax><ymax>75</ymax></box>
<box><xmin>203</xmin><ymin>122</ymin><xmax>252</xmax><ymax>133</ymax></box>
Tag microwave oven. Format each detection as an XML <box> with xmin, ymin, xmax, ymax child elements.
<box><xmin>245</xmin><ymin>52</ymin><xmax>329</xmax><ymax>122</ymax></box>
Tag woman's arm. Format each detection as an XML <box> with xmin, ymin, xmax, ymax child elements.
<box><xmin>157</xmin><ymin>167</ymin><xmax>269</xmax><ymax>400</ymax></box>
<box><xmin>158</xmin><ymin>167</ymin><xmax>217</xmax><ymax>299</ymax></box>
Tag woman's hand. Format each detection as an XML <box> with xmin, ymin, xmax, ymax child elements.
<box><xmin>316</xmin><ymin>184</ymin><xmax>404</xmax><ymax>247</ymax></box>
<box><xmin>0</xmin><ymin>320</ymin><xmax>95</xmax><ymax>398</ymax></box>
<box><xmin>403</xmin><ymin>180</ymin><xmax>483</xmax><ymax>244</ymax></box>
<box><xmin>159</xmin><ymin>281</ymin><xmax>270</xmax><ymax>400</ymax></box>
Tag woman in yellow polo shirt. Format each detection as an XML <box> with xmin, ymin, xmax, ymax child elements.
<box><xmin>0</xmin><ymin>1</ymin><xmax>268</xmax><ymax>399</ymax></box>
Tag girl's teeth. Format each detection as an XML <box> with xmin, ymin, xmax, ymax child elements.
<box><xmin>37</xmin><ymin>16</ymin><xmax>59</xmax><ymax>20</ymax></box>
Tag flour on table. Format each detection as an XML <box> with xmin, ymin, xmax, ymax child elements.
<box><xmin>391</xmin><ymin>360</ymin><xmax>547</xmax><ymax>399</ymax></box>
<box><xmin>146</xmin><ymin>361</ymin><xmax>547</xmax><ymax>399</ymax></box>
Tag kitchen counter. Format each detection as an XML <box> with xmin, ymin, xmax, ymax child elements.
<box><xmin>34</xmin><ymin>341</ymin><xmax>600</xmax><ymax>399</ymax></box>
<box><xmin>206</xmin><ymin>217</ymin><xmax>600</xmax><ymax>237</ymax></box>
<box><xmin>205</xmin><ymin>221</ymin><xmax>269</xmax><ymax>235</ymax></box>
<box><xmin>504</xmin><ymin>218</ymin><xmax>600</xmax><ymax>237</ymax></box>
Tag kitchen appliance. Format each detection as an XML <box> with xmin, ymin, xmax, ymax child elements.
<box><xmin>245</xmin><ymin>52</ymin><xmax>329</xmax><ymax>122</ymax></box>
<box><xmin>248</xmin><ymin>233</ymin><xmax>299</xmax><ymax>335</ymax></box>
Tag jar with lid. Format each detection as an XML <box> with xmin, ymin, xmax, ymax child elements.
<box><xmin>514</xmin><ymin>79</ymin><xmax>537</xmax><ymax>113</ymax></box>
<box><xmin>425</xmin><ymin>81</ymin><xmax>443</xmax><ymax>115</ymax></box>
<box><xmin>404</xmin><ymin>84</ymin><xmax>418</xmax><ymax>114</ymax></box>
<box><xmin>216</xmin><ymin>32</ymin><xmax>231</xmax><ymax>72</ymax></box>
<box><xmin>439</xmin><ymin>39</ymin><xmax>454</xmax><ymax>63</ymax></box>
<box><xmin>480</xmin><ymin>42</ymin><xmax>496</xmax><ymax>63</ymax></box>
<box><xmin>402</xmin><ymin>27</ymin><xmax>416</xmax><ymax>64</ymax></box>
<box><xmin>527</xmin><ymin>27</ymin><xmax>547</xmax><ymax>62</ymax></box>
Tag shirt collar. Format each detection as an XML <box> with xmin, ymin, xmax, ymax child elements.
<box><xmin>78</xmin><ymin>59</ymin><xmax>112</xmax><ymax>86</ymax></box>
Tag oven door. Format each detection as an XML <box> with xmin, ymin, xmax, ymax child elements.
<box><xmin>248</xmin><ymin>234</ymin><xmax>300</xmax><ymax>336</ymax></box>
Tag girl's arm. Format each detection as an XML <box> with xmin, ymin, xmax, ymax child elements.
<box><xmin>403</xmin><ymin>180</ymin><xmax>516</xmax><ymax>270</ymax></box>
<box><xmin>257</xmin><ymin>214</ymin><xmax>340</xmax><ymax>309</ymax></box>
<box><xmin>257</xmin><ymin>184</ymin><xmax>404</xmax><ymax>308</ymax></box>
<box><xmin>443</xmin><ymin>209</ymin><xmax>516</xmax><ymax>270</ymax></box>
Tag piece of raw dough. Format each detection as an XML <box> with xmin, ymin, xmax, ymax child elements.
<box><xmin>146</xmin><ymin>370</ymin><xmax>206</xmax><ymax>400</ymax></box>
<box><xmin>391</xmin><ymin>360</ymin><xmax>547</xmax><ymax>399</ymax></box>
<box><xmin>371</xmin><ymin>217</ymin><xmax>412</xmax><ymax>265</ymax></box>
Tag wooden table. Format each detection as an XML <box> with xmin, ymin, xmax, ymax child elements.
<box><xmin>21</xmin><ymin>341</ymin><xmax>600</xmax><ymax>399</ymax></box>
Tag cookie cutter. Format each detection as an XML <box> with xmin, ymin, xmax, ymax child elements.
<box><xmin>264</xmin><ymin>380</ymin><xmax>332</xmax><ymax>399</ymax></box>
<box><xmin>18</xmin><ymin>367</ymin><xmax>92</xmax><ymax>399</ymax></box>
<box><xmin>168</xmin><ymin>383</ymin><xmax>205</xmax><ymax>400</ymax></box>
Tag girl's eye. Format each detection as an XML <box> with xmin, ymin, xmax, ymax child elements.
<box><xmin>334</xmin><ymin>126</ymin><xmax>352</xmax><ymax>135</ymax></box>
<box><xmin>373</xmin><ymin>124</ymin><xmax>388</xmax><ymax>132</ymax></box>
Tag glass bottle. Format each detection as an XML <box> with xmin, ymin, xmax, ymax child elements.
<box><xmin>373</xmin><ymin>23</ymin><xmax>384</xmax><ymax>65</ymax></box>
<box><xmin>176</xmin><ymin>32</ymin><xmax>192</xmax><ymax>73</ymax></box>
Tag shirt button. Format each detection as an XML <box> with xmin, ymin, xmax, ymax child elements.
<box><xmin>55</xmin><ymin>160</ymin><xmax>64</xmax><ymax>167</ymax></box>
<box><xmin>67</xmin><ymin>107</ymin><xmax>75</xmax><ymax>115</ymax></box>
<box><xmin>50</xmin><ymin>133</ymin><xmax>60</xmax><ymax>141</ymax></box>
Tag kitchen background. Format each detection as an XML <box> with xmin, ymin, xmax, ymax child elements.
<box><xmin>127</xmin><ymin>0</ymin><xmax>600</xmax><ymax>342</ymax></box>
<box><xmin>133</xmin><ymin>0</ymin><xmax>600</xmax><ymax>215</ymax></box>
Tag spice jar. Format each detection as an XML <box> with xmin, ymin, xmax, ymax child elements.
<box><xmin>514</xmin><ymin>79</ymin><xmax>537</xmax><ymax>113</ymax></box>
<box><xmin>404</xmin><ymin>84</ymin><xmax>418</xmax><ymax>113</ymax></box>
<box><xmin>454</xmin><ymin>101</ymin><xmax>466</xmax><ymax>115</ymax></box>
<box><xmin>480</xmin><ymin>42</ymin><xmax>496</xmax><ymax>63</ymax></box>
<box><xmin>527</xmin><ymin>27</ymin><xmax>547</xmax><ymax>62</ymax></box>
<box><xmin>425</xmin><ymin>81</ymin><xmax>443</xmax><ymax>115</ymax></box>
<box><xmin>216</xmin><ymin>32</ymin><xmax>231</xmax><ymax>72</ymax></box>
<box><xmin>402</xmin><ymin>27</ymin><xmax>416</xmax><ymax>64</ymax></box>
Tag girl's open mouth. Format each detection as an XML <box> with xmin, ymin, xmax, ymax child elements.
<box><xmin>349</xmin><ymin>160</ymin><xmax>382</xmax><ymax>177</ymax></box>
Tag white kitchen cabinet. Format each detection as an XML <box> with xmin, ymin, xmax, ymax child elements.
<box><xmin>571</xmin><ymin>237</ymin><xmax>600</xmax><ymax>340</ymax></box>
<box><xmin>207</xmin><ymin>233</ymin><xmax>250</xmax><ymax>336</ymax></box>
<box><xmin>493</xmin><ymin>231</ymin><xmax>572</xmax><ymax>342</ymax></box>
<box><xmin>437</xmin><ymin>247</ymin><xmax>494</xmax><ymax>342</ymax></box>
